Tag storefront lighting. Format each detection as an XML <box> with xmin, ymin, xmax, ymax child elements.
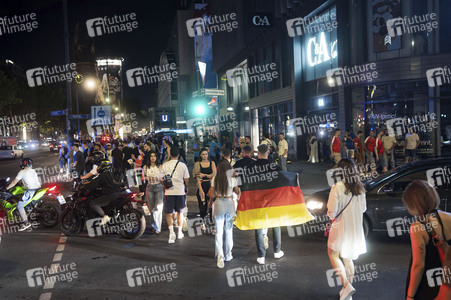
<box><xmin>227</xmin><ymin>107</ymin><xmax>234</xmax><ymax>112</ymax></box>
<box><xmin>411</xmin><ymin>40</ymin><xmax>415</xmax><ymax>47</ymax></box>
<box><xmin>317</xmin><ymin>98</ymin><xmax>324</xmax><ymax>107</ymax></box>
<box><xmin>319</xmin><ymin>131</ymin><xmax>324</xmax><ymax>136</ymax></box>
<box><xmin>245</xmin><ymin>106</ymin><xmax>249</xmax><ymax>111</ymax></box>
<box><xmin>327</xmin><ymin>78</ymin><xmax>334</xmax><ymax>86</ymax></box>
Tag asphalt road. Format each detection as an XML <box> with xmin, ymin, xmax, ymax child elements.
<box><xmin>0</xmin><ymin>149</ymin><xmax>411</xmax><ymax>300</ymax></box>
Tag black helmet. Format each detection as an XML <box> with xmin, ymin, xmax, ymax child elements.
<box><xmin>91</xmin><ymin>151</ymin><xmax>104</xmax><ymax>165</ymax></box>
<box><xmin>97</xmin><ymin>159</ymin><xmax>112</xmax><ymax>173</ymax></box>
<box><xmin>20</xmin><ymin>158</ymin><xmax>33</xmax><ymax>169</ymax></box>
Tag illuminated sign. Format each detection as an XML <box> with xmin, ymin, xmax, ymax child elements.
<box><xmin>306</xmin><ymin>31</ymin><xmax>337</xmax><ymax>67</ymax></box>
<box><xmin>161</xmin><ymin>114</ymin><xmax>169</xmax><ymax>122</ymax></box>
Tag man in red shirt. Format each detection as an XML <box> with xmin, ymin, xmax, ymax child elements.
<box><xmin>354</xmin><ymin>131</ymin><xmax>364</xmax><ymax>166</ymax></box>
<box><xmin>330</xmin><ymin>129</ymin><xmax>342</xmax><ymax>164</ymax></box>
<box><xmin>364</xmin><ymin>130</ymin><xmax>376</xmax><ymax>165</ymax></box>
<box><xmin>375</xmin><ymin>130</ymin><xmax>388</xmax><ymax>173</ymax></box>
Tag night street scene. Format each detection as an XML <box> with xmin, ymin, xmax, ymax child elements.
<box><xmin>0</xmin><ymin>0</ymin><xmax>451</xmax><ymax>299</ymax></box>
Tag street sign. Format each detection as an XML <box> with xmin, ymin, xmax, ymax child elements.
<box><xmin>69</xmin><ymin>114</ymin><xmax>90</xmax><ymax>120</ymax></box>
<box><xmin>91</xmin><ymin>106</ymin><xmax>111</xmax><ymax>125</ymax></box>
<box><xmin>50</xmin><ymin>110</ymin><xmax>66</xmax><ymax>116</ymax></box>
<box><xmin>204</xmin><ymin>88</ymin><xmax>225</xmax><ymax>96</ymax></box>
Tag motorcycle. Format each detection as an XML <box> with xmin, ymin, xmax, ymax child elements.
<box><xmin>0</xmin><ymin>178</ymin><xmax>61</xmax><ymax>228</ymax></box>
<box><xmin>59</xmin><ymin>179</ymin><xmax>146</xmax><ymax>239</ymax></box>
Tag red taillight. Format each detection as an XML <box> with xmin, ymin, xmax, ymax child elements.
<box><xmin>48</xmin><ymin>186</ymin><xmax>57</xmax><ymax>192</ymax></box>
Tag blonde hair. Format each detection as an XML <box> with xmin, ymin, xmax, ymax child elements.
<box><xmin>402</xmin><ymin>180</ymin><xmax>440</xmax><ymax>216</ymax></box>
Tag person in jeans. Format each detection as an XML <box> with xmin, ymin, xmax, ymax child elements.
<box><xmin>192</xmin><ymin>148</ymin><xmax>216</xmax><ymax>230</ymax></box>
<box><xmin>252</xmin><ymin>144</ymin><xmax>284</xmax><ymax>265</ymax></box>
<box><xmin>327</xmin><ymin>158</ymin><xmax>367</xmax><ymax>300</ymax></box>
<box><xmin>162</xmin><ymin>147</ymin><xmax>190</xmax><ymax>244</ymax></box>
<box><xmin>277</xmin><ymin>133</ymin><xmax>288</xmax><ymax>171</ymax></box>
<box><xmin>343</xmin><ymin>130</ymin><xmax>355</xmax><ymax>160</ymax></box>
<box><xmin>209</xmin><ymin>159</ymin><xmax>240</xmax><ymax>268</ymax></box>
<box><xmin>144</xmin><ymin>151</ymin><xmax>164</xmax><ymax>234</ymax></box>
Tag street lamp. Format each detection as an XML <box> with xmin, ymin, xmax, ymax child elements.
<box><xmin>84</xmin><ymin>78</ymin><xmax>96</xmax><ymax>90</ymax></box>
<box><xmin>195</xmin><ymin>104</ymin><xmax>205</xmax><ymax>115</ymax></box>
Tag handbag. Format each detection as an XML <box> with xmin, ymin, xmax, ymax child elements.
<box><xmin>162</xmin><ymin>161</ymin><xmax>179</xmax><ymax>189</ymax></box>
<box><xmin>325</xmin><ymin>194</ymin><xmax>353</xmax><ymax>237</ymax></box>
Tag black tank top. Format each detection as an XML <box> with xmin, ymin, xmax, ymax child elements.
<box><xmin>200</xmin><ymin>161</ymin><xmax>213</xmax><ymax>181</ymax></box>
<box><xmin>406</xmin><ymin>210</ymin><xmax>450</xmax><ymax>299</ymax></box>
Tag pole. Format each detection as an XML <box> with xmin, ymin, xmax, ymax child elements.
<box><xmin>62</xmin><ymin>0</ymin><xmax>72</xmax><ymax>145</ymax></box>
<box><xmin>76</xmin><ymin>87</ymin><xmax>80</xmax><ymax>140</ymax></box>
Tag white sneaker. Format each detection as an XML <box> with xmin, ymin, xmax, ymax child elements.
<box><xmin>263</xmin><ymin>235</ymin><xmax>269</xmax><ymax>249</ymax></box>
<box><xmin>257</xmin><ymin>257</ymin><xmax>265</xmax><ymax>265</ymax></box>
<box><xmin>99</xmin><ymin>215</ymin><xmax>111</xmax><ymax>226</ymax></box>
<box><xmin>217</xmin><ymin>255</ymin><xmax>224</xmax><ymax>268</ymax></box>
<box><xmin>340</xmin><ymin>283</ymin><xmax>355</xmax><ymax>300</ymax></box>
<box><xmin>274</xmin><ymin>250</ymin><xmax>284</xmax><ymax>259</ymax></box>
<box><xmin>177</xmin><ymin>232</ymin><xmax>184</xmax><ymax>239</ymax></box>
<box><xmin>182</xmin><ymin>217</ymin><xmax>188</xmax><ymax>232</ymax></box>
<box><xmin>168</xmin><ymin>232</ymin><xmax>176</xmax><ymax>244</ymax></box>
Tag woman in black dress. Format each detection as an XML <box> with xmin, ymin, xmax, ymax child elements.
<box><xmin>403</xmin><ymin>180</ymin><xmax>451</xmax><ymax>300</ymax></box>
<box><xmin>192</xmin><ymin>148</ymin><xmax>216</xmax><ymax>230</ymax></box>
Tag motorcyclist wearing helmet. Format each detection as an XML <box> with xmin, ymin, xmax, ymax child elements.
<box><xmin>80</xmin><ymin>151</ymin><xmax>104</xmax><ymax>180</ymax></box>
<box><xmin>83</xmin><ymin>159</ymin><xmax>121</xmax><ymax>226</ymax></box>
<box><xmin>6</xmin><ymin>158</ymin><xmax>41</xmax><ymax>231</ymax></box>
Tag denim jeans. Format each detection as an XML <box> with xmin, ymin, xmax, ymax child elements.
<box><xmin>18</xmin><ymin>189</ymin><xmax>37</xmax><ymax>222</ymax></box>
<box><xmin>213</xmin><ymin>198</ymin><xmax>236</xmax><ymax>260</ymax></box>
<box><xmin>146</xmin><ymin>183</ymin><xmax>164</xmax><ymax>232</ymax></box>
<box><xmin>255</xmin><ymin>227</ymin><xmax>281</xmax><ymax>258</ymax></box>
<box><xmin>278</xmin><ymin>157</ymin><xmax>287</xmax><ymax>171</ymax></box>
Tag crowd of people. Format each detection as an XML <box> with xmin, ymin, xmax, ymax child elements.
<box><xmin>13</xmin><ymin>128</ymin><xmax>447</xmax><ymax>300</ymax></box>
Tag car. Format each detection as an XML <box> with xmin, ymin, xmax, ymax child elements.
<box><xmin>49</xmin><ymin>141</ymin><xmax>62</xmax><ymax>152</ymax></box>
<box><xmin>303</xmin><ymin>157</ymin><xmax>451</xmax><ymax>237</ymax></box>
<box><xmin>0</xmin><ymin>145</ymin><xmax>23</xmax><ymax>160</ymax></box>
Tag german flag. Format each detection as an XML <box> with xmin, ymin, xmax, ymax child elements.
<box><xmin>235</xmin><ymin>171</ymin><xmax>313</xmax><ymax>230</ymax></box>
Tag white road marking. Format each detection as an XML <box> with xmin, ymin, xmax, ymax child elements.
<box><xmin>56</xmin><ymin>244</ymin><xmax>65</xmax><ymax>252</ymax></box>
<box><xmin>39</xmin><ymin>292</ymin><xmax>52</xmax><ymax>300</ymax></box>
<box><xmin>52</xmin><ymin>253</ymin><xmax>63</xmax><ymax>262</ymax></box>
<box><xmin>43</xmin><ymin>263</ymin><xmax>60</xmax><ymax>289</ymax></box>
<box><xmin>58</xmin><ymin>236</ymin><xmax>67</xmax><ymax>243</ymax></box>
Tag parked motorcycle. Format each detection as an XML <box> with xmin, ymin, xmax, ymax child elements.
<box><xmin>59</xmin><ymin>179</ymin><xmax>146</xmax><ymax>239</ymax></box>
<box><xmin>0</xmin><ymin>178</ymin><xmax>61</xmax><ymax>227</ymax></box>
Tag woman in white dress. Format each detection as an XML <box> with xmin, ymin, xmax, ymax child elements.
<box><xmin>327</xmin><ymin>158</ymin><xmax>367</xmax><ymax>300</ymax></box>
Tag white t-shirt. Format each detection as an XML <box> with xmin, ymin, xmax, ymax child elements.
<box><xmin>90</xmin><ymin>164</ymin><xmax>98</xmax><ymax>176</ymax></box>
<box><xmin>146</xmin><ymin>165</ymin><xmax>162</xmax><ymax>184</ymax></box>
<box><xmin>161</xmin><ymin>160</ymin><xmax>190</xmax><ymax>196</ymax></box>
<box><xmin>211</xmin><ymin>176</ymin><xmax>238</xmax><ymax>198</ymax></box>
<box><xmin>278</xmin><ymin>139</ymin><xmax>288</xmax><ymax>157</ymax></box>
<box><xmin>16</xmin><ymin>168</ymin><xmax>41</xmax><ymax>190</ymax></box>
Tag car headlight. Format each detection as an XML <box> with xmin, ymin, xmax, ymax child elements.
<box><xmin>306</xmin><ymin>200</ymin><xmax>324</xmax><ymax>211</ymax></box>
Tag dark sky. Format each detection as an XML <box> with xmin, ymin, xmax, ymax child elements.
<box><xmin>0</xmin><ymin>0</ymin><xmax>184</xmax><ymax>110</ymax></box>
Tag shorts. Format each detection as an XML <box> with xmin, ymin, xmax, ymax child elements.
<box><xmin>164</xmin><ymin>195</ymin><xmax>186</xmax><ymax>214</ymax></box>
<box><xmin>405</xmin><ymin>149</ymin><xmax>416</xmax><ymax>158</ymax></box>
<box><xmin>377</xmin><ymin>155</ymin><xmax>387</xmax><ymax>168</ymax></box>
<box><xmin>365</xmin><ymin>151</ymin><xmax>374</xmax><ymax>163</ymax></box>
